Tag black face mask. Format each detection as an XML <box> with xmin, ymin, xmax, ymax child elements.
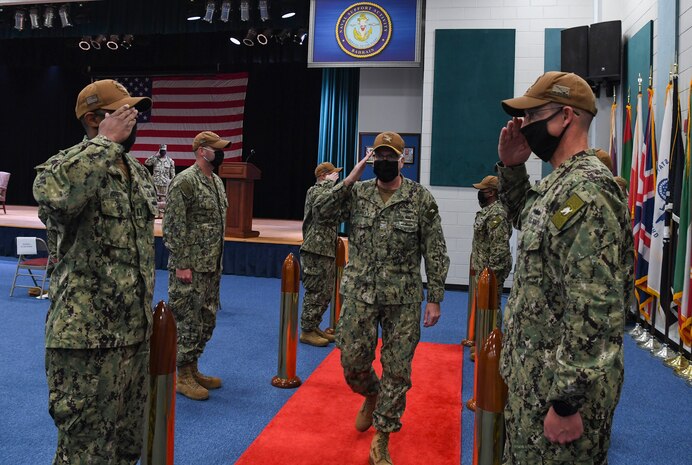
<box><xmin>478</xmin><ymin>190</ymin><xmax>488</xmax><ymax>208</ymax></box>
<box><xmin>373</xmin><ymin>160</ymin><xmax>399</xmax><ymax>183</ymax></box>
<box><xmin>206</xmin><ymin>150</ymin><xmax>225</xmax><ymax>168</ymax></box>
<box><xmin>520</xmin><ymin>109</ymin><xmax>566</xmax><ymax>162</ymax></box>
<box><xmin>159</xmin><ymin>150</ymin><xmax>166</xmax><ymax>157</ymax></box>
<box><xmin>120</xmin><ymin>124</ymin><xmax>138</xmax><ymax>153</ymax></box>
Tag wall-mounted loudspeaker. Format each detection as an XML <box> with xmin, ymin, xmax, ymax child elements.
<box><xmin>560</xmin><ymin>26</ymin><xmax>589</xmax><ymax>80</ymax></box>
<box><xmin>588</xmin><ymin>20</ymin><xmax>621</xmax><ymax>81</ymax></box>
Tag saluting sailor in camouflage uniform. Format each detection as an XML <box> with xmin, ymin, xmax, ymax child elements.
<box><xmin>145</xmin><ymin>144</ymin><xmax>175</xmax><ymax>214</ymax></box>
<box><xmin>471</xmin><ymin>175</ymin><xmax>512</xmax><ymax>301</ymax></box>
<box><xmin>314</xmin><ymin>132</ymin><xmax>449</xmax><ymax>465</ymax></box>
<box><xmin>497</xmin><ymin>72</ymin><xmax>633</xmax><ymax>464</ymax></box>
<box><xmin>299</xmin><ymin>162</ymin><xmax>343</xmax><ymax>347</ymax></box>
<box><xmin>33</xmin><ymin>79</ymin><xmax>155</xmax><ymax>465</ymax></box>
<box><xmin>163</xmin><ymin>131</ymin><xmax>229</xmax><ymax>401</ymax></box>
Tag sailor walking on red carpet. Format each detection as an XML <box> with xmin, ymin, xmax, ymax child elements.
<box><xmin>313</xmin><ymin>132</ymin><xmax>450</xmax><ymax>465</ymax></box>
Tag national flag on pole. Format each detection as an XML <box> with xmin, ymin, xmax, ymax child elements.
<box><xmin>119</xmin><ymin>73</ymin><xmax>248</xmax><ymax>166</ymax></box>
<box><xmin>647</xmin><ymin>82</ymin><xmax>672</xmax><ymax>299</ymax></box>
<box><xmin>608</xmin><ymin>100</ymin><xmax>618</xmax><ymax>175</ymax></box>
<box><xmin>634</xmin><ymin>87</ymin><xmax>657</xmax><ymax>318</ymax></box>
<box><xmin>629</xmin><ymin>92</ymin><xmax>644</xmax><ymax>222</ymax></box>
<box><xmin>678</xmin><ymin>79</ymin><xmax>692</xmax><ymax>346</ymax></box>
<box><xmin>662</xmin><ymin>74</ymin><xmax>686</xmax><ymax>339</ymax></box>
<box><xmin>622</xmin><ymin>100</ymin><xmax>633</xmax><ymax>182</ymax></box>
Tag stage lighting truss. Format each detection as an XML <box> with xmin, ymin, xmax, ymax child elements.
<box><xmin>78</xmin><ymin>34</ymin><xmax>134</xmax><ymax>51</ymax></box>
<box><xmin>202</xmin><ymin>0</ymin><xmax>215</xmax><ymax>23</ymax></box>
<box><xmin>220</xmin><ymin>0</ymin><xmax>231</xmax><ymax>23</ymax></box>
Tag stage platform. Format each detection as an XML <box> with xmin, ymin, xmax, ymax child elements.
<box><xmin>0</xmin><ymin>206</ymin><xmax>304</xmax><ymax>278</ymax></box>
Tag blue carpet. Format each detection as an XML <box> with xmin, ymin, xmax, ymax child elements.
<box><xmin>0</xmin><ymin>256</ymin><xmax>689</xmax><ymax>464</ymax></box>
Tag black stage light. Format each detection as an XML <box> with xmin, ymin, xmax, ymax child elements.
<box><xmin>243</xmin><ymin>28</ymin><xmax>257</xmax><ymax>46</ymax></box>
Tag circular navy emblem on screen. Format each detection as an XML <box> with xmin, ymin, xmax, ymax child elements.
<box><xmin>336</xmin><ymin>2</ymin><xmax>392</xmax><ymax>59</ymax></box>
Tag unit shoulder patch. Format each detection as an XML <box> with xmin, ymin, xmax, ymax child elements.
<box><xmin>551</xmin><ymin>193</ymin><xmax>585</xmax><ymax>230</ymax></box>
<box><xmin>488</xmin><ymin>215</ymin><xmax>503</xmax><ymax>229</ymax></box>
<box><xmin>179</xmin><ymin>180</ymin><xmax>194</xmax><ymax>199</ymax></box>
<box><xmin>424</xmin><ymin>203</ymin><xmax>439</xmax><ymax>222</ymax></box>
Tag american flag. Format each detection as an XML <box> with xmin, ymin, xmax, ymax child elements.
<box><xmin>118</xmin><ymin>73</ymin><xmax>248</xmax><ymax>166</ymax></box>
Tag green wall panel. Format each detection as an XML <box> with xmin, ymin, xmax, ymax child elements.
<box><xmin>430</xmin><ymin>29</ymin><xmax>515</xmax><ymax>187</ymax></box>
<box><xmin>624</xmin><ymin>21</ymin><xmax>653</xmax><ymax>127</ymax></box>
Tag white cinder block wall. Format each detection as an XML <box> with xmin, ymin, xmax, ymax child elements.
<box><xmin>357</xmin><ymin>0</ymin><xmax>689</xmax><ymax>287</ymax></box>
<box><xmin>420</xmin><ymin>0</ymin><xmax>597</xmax><ymax>286</ymax></box>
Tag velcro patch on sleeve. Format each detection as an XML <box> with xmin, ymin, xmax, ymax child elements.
<box><xmin>489</xmin><ymin>215</ymin><xmax>503</xmax><ymax>229</ymax></box>
<box><xmin>424</xmin><ymin>204</ymin><xmax>439</xmax><ymax>222</ymax></box>
<box><xmin>551</xmin><ymin>193</ymin><xmax>585</xmax><ymax>230</ymax></box>
<box><xmin>180</xmin><ymin>181</ymin><xmax>193</xmax><ymax>199</ymax></box>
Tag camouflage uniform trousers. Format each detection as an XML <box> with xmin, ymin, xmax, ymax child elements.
<box><xmin>300</xmin><ymin>251</ymin><xmax>335</xmax><ymax>331</ymax></box>
<box><xmin>168</xmin><ymin>269</ymin><xmax>221</xmax><ymax>366</ymax></box>
<box><xmin>45</xmin><ymin>342</ymin><xmax>149</xmax><ymax>465</ymax></box>
<box><xmin>336</xmin><ymin>297</ymin><xmax>421</xmax><ymax>433</ymax></box>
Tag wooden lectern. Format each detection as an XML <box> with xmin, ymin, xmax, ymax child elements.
<box><xmin>218</xmin><ymin>162</ymin><xmax>261</xmax><ymax>238</ymax></box>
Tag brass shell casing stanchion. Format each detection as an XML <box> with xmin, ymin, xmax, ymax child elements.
<box><xmin>473</xmin><ymin>328</ymin><xmax>508</xmax><ymax>465</ymax></box>
<box><xmin>466</xmin><ymin>267</ymin><xmax>498</xmax><ymax>412</ymax></box>
<box><xmin>674</xmin><ymin>362</ymin><xmax>692</xmax><ymax>381</ymax></box>
<box><xmin>629</xmin><ymin>322</ymin><xmax>644</xmax><ymax>338</ymax></box>
<box><xmin>664</xmin><ymin>354</ymin><xmax>689</xmax><ymax>370</ymax></box>
<box><xmin>326</xmin><ymin>238</ymin><xmax>346</xmax><ymax>336</ymax></box>
<box><xmin>462</xmin><ymin>264</ymin><xmax>476</xmax><ymax>347</ymax></box>
<box><xmin>652</xmin><ymin>343</ymin><xmax>674</xmax><ymax>359</ymax></box>
<box><xmin>142</xmin><ymin>301</ymin><xmax>177</xmax><ymax>465</ymax></box>
<box><xmin>272</xmin><ymin>253</ymin><xmax>302</xmax><ymax>389</ymax></box>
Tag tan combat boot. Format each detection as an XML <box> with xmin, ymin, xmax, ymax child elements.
<box><xmin>369</xmin><ymin>431</ymin><xmax>393</xmax><ymax>465</ymax></box>
<box><xmin>192</xmin><ymin>360</ymin><xmax>222</xmax><ymax>390</ymax></box>
<box><xmin>299</xmin><ymin>330</ymin><xmax>329</xmax><ymax>347</ymax></box>
<box><xmin>315</xmin><ymin>328</ymin><xmax>336</xmax><ymax>343</ymax></box>
<box><xmin>355</xmin><ymin>394</ymin><xmax>378</xmax><ymax>432</ymax></box>
<box><xmin>176</xmin><ymin>363</ymin><xmax>209</xmax><ymax>400</ymax></box>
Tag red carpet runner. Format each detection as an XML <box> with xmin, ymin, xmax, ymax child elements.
<box><xmin>235</xmin><ymin>342</ymin><xmax>462</xmax><ymax>465</ymax></box>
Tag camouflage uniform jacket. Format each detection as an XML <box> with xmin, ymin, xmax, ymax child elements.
<box><xmin>163</xmin><ymin>164</ymin><xmax>227</xmax><ymax>272</ymax></box>
<box><xmin>301</xmin><ymin>179</ymin><xmax>338</xmax><ymax>258</ymax></box>
<box><xmin>33</xmin><ymin>135</ymin><xmax>157</xmax><ymax>349</ymax></box>
<box><xmin>144</xmin><ymin>154</ymin><xmax>175</xmax><ymax>187</ymax></box>
<box><xmin>471</xmin><ymin>200</ymin><xmax>512</xmax><ymax>278</ymax></box>
<box><xmin>497</xmin><ymin>151</ymin><xmax>633</xmax><ymax>450</ymax></box>
<box><xmin>313</xmin><ymin>177</ymin><xmax>449</xmax><ymax>305</ymax></box>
